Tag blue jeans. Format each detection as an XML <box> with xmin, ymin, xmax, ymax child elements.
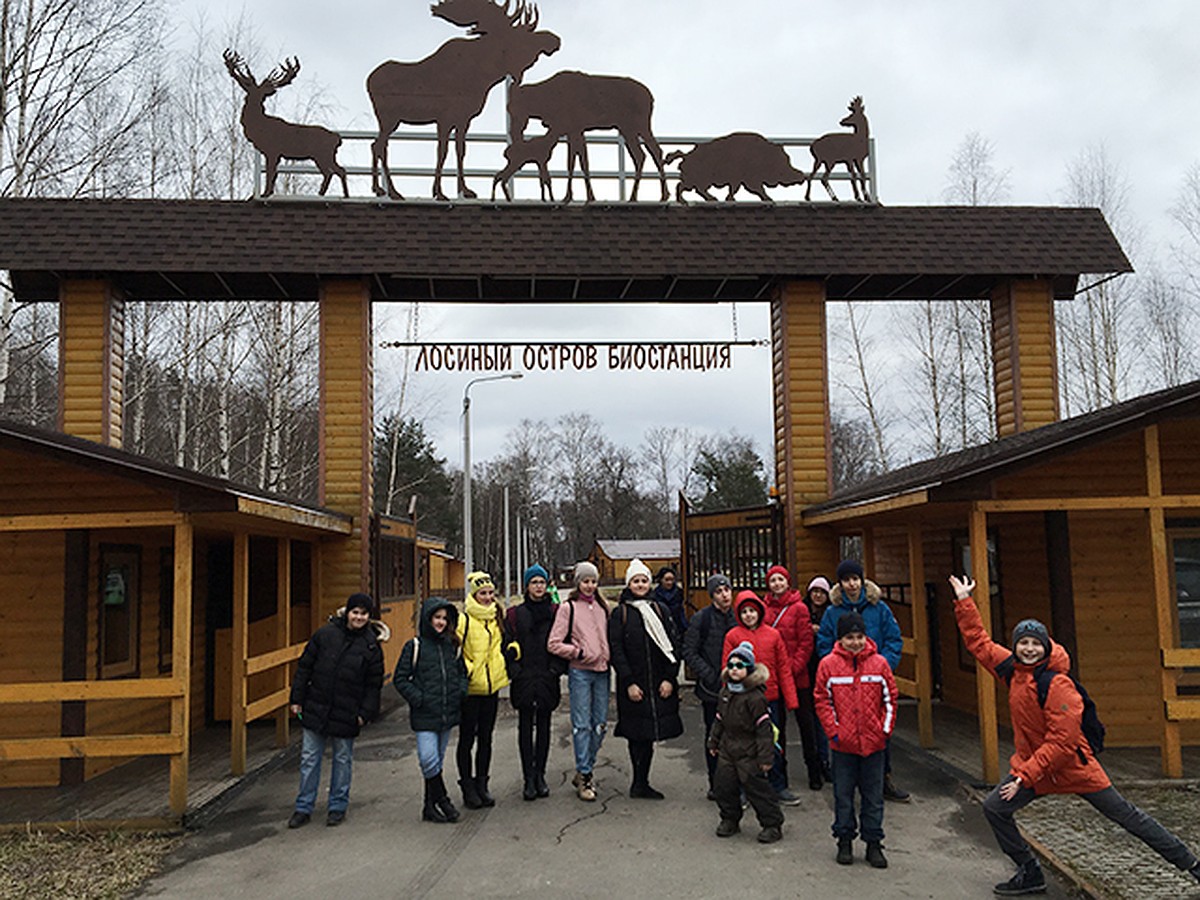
<box><xmin>416</xmin><ymin>729</ymin><xmax>452</xmax><ymax>779</ymax></box>
<box><xmin>831</xmin><ymin>749</ymin><xmax>885</xmax><ymax>843</ymax></box>
<box><xmin>567</xmin><ymin>667</ymin><xmax>609</xmax><ymax>775</ymax></box>
<box><xmin>295</xmin><ymin>727</ymin><xmax>354</xmax><ymax>814</ymax></box>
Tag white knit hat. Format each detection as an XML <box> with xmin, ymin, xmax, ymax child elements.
<box><xmin>624</xmin><ymin>557</ymin><xmax>652</xmax><ymax>586</ymax></box>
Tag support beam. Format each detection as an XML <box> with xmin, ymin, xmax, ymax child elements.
<box><xmin>231</xmin><ymin>532</ymin><xmax>249</xmax><ymax>776</ymax></box>
<box><xmin>970</xmin><ymin>505</ymin><xmax>1000</xmax><ymax>783</ymax></box>
<box><xmin>907</xmin><ymin>523</ymin><xmax>934</xmax><ymax>748</ymax></box>
<box><xmin>58</xmin><ymin>278</ymin><xmax>124</xmax><ymax>446</ymax></box>
<box><xmin>169</xmin><ymin>521</ymin><xmax>193</xmax><ymax>816</ymax></box>
<box><xmin>990</xmin><ymin>279</ymin><xmax>1059</xmax><ymax>437</ymax></box>
<box><xmin>61</xmin><ymin>530</ymin><xmax>89</xmax><ymax>786</ymax></box>
<box><xmin>275</xmin><ymin>538</ymin><xmax>291</xmax><ymax>748</ymax></box>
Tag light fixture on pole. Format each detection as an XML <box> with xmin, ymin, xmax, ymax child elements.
<box><xmin>462</xmin><ymin>372</ymin><xmax>523</xmax><ymax>575</ymax></box>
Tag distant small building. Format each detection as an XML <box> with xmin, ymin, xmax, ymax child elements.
<box><xmin>591</xmin><ymin>539</ymin><xmax>681</xmax><ymax>584</ymax></box>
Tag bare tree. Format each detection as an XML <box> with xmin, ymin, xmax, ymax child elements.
<box><xmin>943</xmin><ymin>132</ymin><xmax>1010</xmax><ymax>206</ymax></box>
<box><xmin>640</xmin><ymin>425</ymin><xmax>699</xmax><ymax>534</ymax></box>
<box><xmin>1139</xmin><ymin>268</ymin><xmax>1194</xmax><ymax>389</ymax></box>
<box><xmin>835</xmin><ymin>301</ymin><xmax>890</xmax><ymax>470</ymax></box>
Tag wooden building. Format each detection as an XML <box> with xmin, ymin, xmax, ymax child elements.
<box><xmin>590</xmin><ymin>538</ymin><xmax>680</xmax><ymax>583</ymax></box>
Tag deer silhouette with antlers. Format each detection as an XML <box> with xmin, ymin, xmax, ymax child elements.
<box><xmin>367</xmin><ymin>0</ymin><xmax>560</xmax><ymax>201</ymax></box>
<box><xmin>223</xmin><ymin>50</ymin><xmax>348</xmax><ymax>198</ymax></box>
<box><xmin>806</xmin><ymin>96</ymin><xmax>871</xmax><ymax>203</ymax></box>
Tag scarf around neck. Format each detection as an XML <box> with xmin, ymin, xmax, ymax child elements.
<box><xmin>629</xmin><ymin>598</ymin><xmax>676</xmax><ymax>664</ymax></box>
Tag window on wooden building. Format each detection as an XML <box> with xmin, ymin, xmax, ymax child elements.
<box><xmin>1169</xmin><ymin>533</ymin><xmax>1200</xmax><ymax>650</ymax></box>
<box><xmin>99</xmin><ymin>544</ymin><xmax>140</xmax><ymax>679</ymax></box>
<box><xmin>953</xmin><ymin>531</ymin><xmax>1003</xmax><ymax>672</ymax></box>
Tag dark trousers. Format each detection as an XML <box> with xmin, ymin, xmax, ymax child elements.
<box><xmin>457</xmin><ymin>694</ymin><xmax>499</xmax><ymax>781</ymax></box>
<box><xmin>793</xmin><ymin>687</ymin><xmax>821</xmax><ymax>774</ymax></box>
<box><xmin>628</xmin><ymin>739</ymin><xmax>655</xmax><ymax>788</ymax></box>
<box><xmin>983</xmin><ymin>777</ymin><xmax>1199</xmax><ymax>870</ymax></box>
<box><xmin>831</xmin><ymin>749</ymin><xmax>885</xmax><ymax>843</ymax></box>
<box><xmin>517</xmin><ymin>703</ymin><xmax>552</xmax><ymax>778</ymax></box>
<box><xmin>701</xmin><ymin>700</ymin><xmax>719</xmax><ymax>787</ymax></box>
<box><xmin>714</xmin><ymin>759</ymin><xmax>783</xmax><ymax>829</ymax></box>
<box><xmin>766</xmin><ymin>699</ymin><xmax>788</xmax><ymax>792</ymax></box>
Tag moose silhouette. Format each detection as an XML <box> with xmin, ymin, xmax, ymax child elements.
<box><xmin>491</xmin><ymin>133</ymin><xmax>559</xmax><ymax>201</ymax></box>
<box><xmin>806</xmin><ymin>96</ymin><xmax>871</xmax><ymax>203</ymax></box>
<box><xmin>508</xmin><ymin>71</ymin><xmax>668</xmax><ymax>203</ymax></box>
<box><xmin>367</xmin><ymin>0</ymin><xmax>560</xmax><ymax>201</ymax></box>
<box><xmin>666</xmin><ymin>133</ymin><xmax>808</xmax><ymax>203</ymax></box>
<box><xmin>223</xmin><ymin>50</ymin><xmax>348</xmax><ymax>198</ymax></box>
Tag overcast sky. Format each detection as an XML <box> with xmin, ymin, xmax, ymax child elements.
<box><xmin>188</xmin><ymin>0</ymin><xmax>1200</xmax><ymax>474</ymax></box>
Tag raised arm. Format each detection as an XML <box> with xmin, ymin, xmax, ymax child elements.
<box><xmin>949</xmin><ymin>575</ymin><xmax>1012</xmax><ymax>678</ymax></box>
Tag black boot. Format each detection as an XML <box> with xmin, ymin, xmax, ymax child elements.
<box><xmin>432</xmin><ymin>773</ymin><xmax>459</xmax><ymax>822</ymax></box>
<box><xmin>523</xmin><ymin>771</ymin><xmax>538</xmax><ymax>801</ymax></box>
<box><xmin>806</xmin><ymin>762</ymin><xmax>823</xmax><ymax>791</ymax></box>
<box><xmin>865</xmin><ymin>842</ymin><xmax>888</xmax><ymax>869</ymax></box>
<box><xmin>836</xmin><ymin>836</ymin><xmax>854</xmax><ymax>865</ymax></box>
<box><xmin>1190</xmin><ymin>861</ymin><xmax>1200</xmax><ymax>883</ymax></box>
<box><xmin>534</xmin><ymin>769</ymin><xmax>550</xmax><ymax>798</ymax></box>
<box><xmin>993</xmin><ymin>860</ymin><xmax>1046</xmax><ymax>896</ymax></box>
<box><xmin>422</xmin><ymin>778</ymin><xmax>449</xmax><ymax>823</ymax></box>
<box><xmin>476</xmin><ymin>775</ymin><xmax>495</xmax><ymax>807</ymax></box>
<box><xmin>459</xmin><ymin>776</ymin><xmax>483</xmax><ymax>809</ymax></box>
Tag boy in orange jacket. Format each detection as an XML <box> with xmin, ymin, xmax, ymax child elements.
<box><xmin>951</xmin><ymin>574</ymin><xmax>1200</xmax><ymax>895</ymax></box>
<box><xmin>814</xmin><ymin>611</ymin><xmax>895</xmax><ymax>869</ymax></box>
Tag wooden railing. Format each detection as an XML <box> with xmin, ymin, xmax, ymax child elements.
<box><xmin>1162</xmin><ymin>648</ymin><xmax>1200</xmax><ymax>723</ymax></box>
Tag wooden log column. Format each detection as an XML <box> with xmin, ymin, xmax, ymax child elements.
<box><xmin>318</xmin><ymin>279</ymin><xmax>374</xmax><ymax>620</ymax></box>
<box><xmin>169</xmin><ymin>521</ymin><xmax>193</xmax><ymax>815</ymax></box>
<box><xmin>58</xmin><ymin>278</ymin><xmax>124</xmax><ymax>446</ymax></box>
<box><xmin>990</xmin><ymin>278</ymin><xmax>1059</xmax><ymax>437</ymax></box>
<box><xmin>970</xmin><ymin>505</ymin><xmax>1001</xmax><ymax>783</ymax></box>
<box><xmin>771</xmin><ymin>280</ymin><xmax>838</xmax><ymax>578</ymax></box>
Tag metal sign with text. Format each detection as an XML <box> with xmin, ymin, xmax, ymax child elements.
<box><xmin>381</xmin><ymin>340</ymin><xmax>766</xmax><ymax>373</ymax></box>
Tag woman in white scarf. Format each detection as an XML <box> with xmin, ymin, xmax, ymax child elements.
<box><xmin>609</xmin><ymin>557</ymin><xmax>685</xmax><ymax>799</ymax></box>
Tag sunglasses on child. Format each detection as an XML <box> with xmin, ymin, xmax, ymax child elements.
<box><xmin>727</xmin><ymin>660</ymin><xmax>751</xmax><ymax>670</ymax></box>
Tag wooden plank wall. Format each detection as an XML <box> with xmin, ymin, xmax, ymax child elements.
<box><xmin>58</xmin><ymin>279</ymin><xmax>123</xmax><ymax>447</ymax></box>
<box><xmin>1159</xmin><ymin>418</ymin><xmax>1200</xmax><ymax>492</ymax></box>
<box><xmin>0</xmin><ymin>532</ymin><xmax>66</xmax><ymax>787</ymax></box>
<box><xmin>993</xmin><ymin>431</ymin><xmax>1146</xmax><ymax>498</ymax></box>
<box><xmin>991</xmin><ymin>279</ymin><xmax>1058</xmax><ymax>437</ymax></box>
<box><xmin>0</xmin><ymin>449</ymin><xmax>167</xmax><ymax>515</ymax></box>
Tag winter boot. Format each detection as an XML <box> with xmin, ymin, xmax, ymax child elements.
<box><xmin>459</xmin><ymin>776</ymin><xmax>483</xmax><ymax>809</ymax></box>
<box><xmin>756</xmin><ymin>825</ymin><xmax>782</xmax><ymax>844</ymax></box>
<box><xmin>715</xmin><ymin>819</ymin><xmax>740</xmax><ymax>837</ymax></box>
<box><xmin>1190</xmin><ymin>861</ymin><xmax>1200</xmax><ymax>883</ymax></box>
<box><xmin>476</xmin><ymin>775</ymin><xmax>495</xmax><ymax>807</ymax></box>
<box><xmin>574</xmin><ymin>771</ymin><xmax>596</xmax><ymax>801</ymax></box>
<box><xmin>993</xmin><ymin>860</ymin><xmax>1047</xmax><ymax>896</ymax></box>
<box><xmin>807</xmin><ymin>762</ymin><xmax>824</xmax><ymax>791</ymax></box>
<box><xmin>432</xmin><ymin>773</ymin><xmax>459</xmax><ymax>822</ymax></box>
<box><xmin>523</xmin><ymin>771</ymin><xmax>538</xmax><ymax>801</ymax></box>
<box><xmin>534</xmin><ymin>769</ymin><xmax>550</xmax><ymax>798</ymax></box>
<box><xmin>883</xmin><ymin>773</ymin><xmax>911</xmax><ymax>802</ymax></box>
<box><xmin>836</xmin><ymin>836</ymin><xmax>854</xmax><ymax>865</ymax></box>
<box><xmin>422</xmin><ymin>778</ymin><xmax>449</xmax><ymax>823</ymax></box>
<box><xmin>865</xmin><ymin>842</ymin><xmax>888</xmax><ymax>869</ymax></box>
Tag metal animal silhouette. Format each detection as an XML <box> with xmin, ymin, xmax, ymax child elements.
<box><xmin>508</xmin><ymin>71</ymin><xmax>668</xmax><ymax>203</ymax></box>
<box><xmin>367</xmin><ymin>0</ymin><xmax>560</xmax><ymax>201</ymax></box>
<box><xmin>665</xmin><ymin>133</ymin><xmax>808</xmax><ymax>203</ymax></box>
<box><xmin>491</xmin><ymin>133</ymin><xmax>559</xmax><ymax>201</ymax></box>
<box><xmin>806</xmin><ymin>96</ymin><xmax>870</xmax><ymax>202</ymax></box>
<box><xmin>223</xmin><ymin>50</ymin><xmax>348</xmax><ymax>198</ymax></box>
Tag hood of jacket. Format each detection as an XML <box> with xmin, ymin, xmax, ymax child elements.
<box><xmin>830</xmin><ymin>634</ymin><xmax>880</xmax><ymax>663</ymax></box>
<box><xmin>723</xmin><ymin>661</ymin><xmax>769</xmax><ymax>688</ymax></box>
<box><xmin>331</xmin><ymin>606</ymin><xmax>391</xmax><ymax>642</ymax></box>
<box><xmin>1016</xmin><ymin>637</ymin><xmax>1071</xmax><ymax>677</ymax></box>
<box><xmin>829</xmin><ymin>578</ymin><xmax>883</xmax><ymax>607</ymax></box>
<box><xmin>733</xmin><ymin>590</ymin><xmax>766</xmax><ymax>625</ymax></box>
<box><xmin>418</xmin><ymin>596</ymin><xmax>459</xmax><ymax>640</ymax></box>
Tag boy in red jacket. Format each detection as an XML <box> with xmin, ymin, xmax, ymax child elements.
<box><xmin>951</xmin><ymin>575</ymin><xmax>1200</xmax><ymax>896</ymax></box>
<box><xmin>723</xmin><ymin>591</ymin><xmax>800</xmax><ymax>805</ymax></box>
<box><xmin>815</xmin><ymin>611</ymin><xmax>895</xmax><ymax>869</ymax></box>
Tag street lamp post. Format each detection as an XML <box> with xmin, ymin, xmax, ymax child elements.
<box><xmin>462</xmin><ymin>373</ymin><xmax>522</xmax><ymax>575</ymax></box>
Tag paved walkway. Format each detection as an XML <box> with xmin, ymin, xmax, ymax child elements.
<box><xmin>138</xmin><ymin>697</ymin><xmax>1072</xmax><ymax>899</ymax></box>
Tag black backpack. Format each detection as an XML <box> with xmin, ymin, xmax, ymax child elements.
<box><xmin>999</xmin><ymin>657</ymin><xmax>1106</xmax><ymax>756</ymax></box>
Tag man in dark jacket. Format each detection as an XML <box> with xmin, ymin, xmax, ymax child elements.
<box><xmin>288</xmin><ymin>592</ymin><xmax>385</xmax><ymax>828</ymax></box>
<box><xmin>682</xmin><ymin>573</ymin><xmax>737</xmax><ymax>799</ymax></box>
<box><xmin>653</xmin><ymin>565</ymin><xmax>689</xmax><ymax>636</ymax></box>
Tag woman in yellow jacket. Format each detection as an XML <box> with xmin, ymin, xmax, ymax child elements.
<box><xmin>456</xmin><ymin>571</ymin><xmax>510</xmax><ymax>809</ymax></box>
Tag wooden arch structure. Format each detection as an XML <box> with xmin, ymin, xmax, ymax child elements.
<box><xmin>0</xmin><ymin>197</ymin><xmax>1131</xmax><ymax>816</ymax></box>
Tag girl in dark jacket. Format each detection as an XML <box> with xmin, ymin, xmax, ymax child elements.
<box><xmin>288</xmin><ymin>593</ymin><xmax>386</xmax><ymax>828</ymax></box>
<box><xmin>394</xmin><ymin>596</ymin><xmax>469</xmax><ymax>823</ymax></box>
<box><xmin>610</xmin><ymin>558</ymin><xmax>684</xmax><ymax>799</ymax></box>
<box><xmin>505</xmin><ymin>563</ymin><xmax>562</xmax><ymax>801</ymax></box>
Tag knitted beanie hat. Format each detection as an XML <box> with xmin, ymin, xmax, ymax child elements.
<box><xmin>766</xmin><ymin>564</ymin><xmax>791</xmax><ymax>586</ymax></box>
<box><xmin>346</xmin><ymin>592</ymin><xmax>374</xmax><ymax>615</ymax></box>
<box><xmin>706</xmin><ymin>573</ymin><xmax>732</xmax><ymax>597</ymax></box>
<box><xmin>1011</xmin><ymin>619</ymin><xmax>1051</xmax><ymax>655</ymax></box>
<box><xmin>574</xmin><ymin>561</ymin><xmax>599</xmax><ymax>585</ymax></box>
<box><xmin>523</xmin><ymin>563</ymin><xmax>549</xmax><ymax>588</ymax></box>
<box><xmin>837</xmin><ymin>611</ymin><xmax>867</xmax><ymax>639</ymax></box>
<box><xmin>806</xmin><ymin>576</ymin><xmax>832</xmax><ymax>596</ymax></box>
<box><xmin>625</xmin><ymin>557</ymin><xmax>652</xmax><ymax>586</ymax></box>
<box><xmin>836</xmin><ymin>559</ymin><xmax>864</xmax><ymax>582</ymax></box>
<box><xmin>466</xmin><ymin>571</ymin><xmax>494</xmax><ymax>600</ymax></box>
<box><xmin>727</xmin><ymin>640</ymin><xmax>756</xmax><ymax>668</ymax></box>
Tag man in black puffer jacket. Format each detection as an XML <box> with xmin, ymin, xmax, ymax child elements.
<box><xmin>682</xmin><ymin>573</ymin><xmax>737</xmax><ymax>800</ymax></box>
<box><xmin>288</xmin><ymin>592</ymin><xmax>385</xmax><ymax>828</ymax></box>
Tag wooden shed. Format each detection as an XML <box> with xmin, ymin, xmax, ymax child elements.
<box><xmin>590</xmin><ymin>539</ymin><xmax>681</xmax><ymax>584</ymax></box>
<box><xmin>801</xmin><ymin>381</ymin><xmax>1200</xmax><ymax>780</ymax></box>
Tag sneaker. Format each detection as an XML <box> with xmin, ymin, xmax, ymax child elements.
<box><xmin>577</xmin><ymin>772</ymin><xmax>597</xmax><ymax>802</ymax></box>
<box><xmin>883</xmin><ymin>774</ymin><xmax>911</xmax><ymax>803</ymax></box>
<box><xmin>776</xmin><ymin>787</ymin><xmax>803</xmax><ymax>807</ymax></box>
<box><xmin>715</xmin><ymin>819</ymin><xmax>740</xmax><ymax>838</ymax></box>
<box><xmin>756</xmin><ymin>825</ymin><xmax>782</xmax><ymax>844</ymax></box>
<box><xmin>865</xmin><ymin>842</ymin><xmax>888</xmax><ymax>869</ymax></box>
<box><xmin>326</xmin><ymin>810</ymin><xmax>345</xmax><ymax>827</ymax></box>
<box><xmin>993</xmin><ymin>860</ymin><xmax>1047</xmax><ymax>896</ymax></box>
<box><xmin>287</xmin><ymin>811</ymin><xmax>310</xmax><ymax>829</ymax></box>
<box><xmin>836</xmin><ymin>837</ymin><xmax>853</xmax><ymax>865</ymax></box>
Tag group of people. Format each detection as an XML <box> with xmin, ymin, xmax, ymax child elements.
<box><xmin>286</xmin><ymin>563</ymin><xmax>1200</xmax><ymax>895</ymax></box>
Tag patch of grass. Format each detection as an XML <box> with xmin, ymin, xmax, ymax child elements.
<box><xmin>0</xmin><ymin>829</ymin><xmax>181</xmax><ymax>900</ymax></box>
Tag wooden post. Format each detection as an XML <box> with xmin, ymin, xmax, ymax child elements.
<box><xmin>771</xmin><ymin>280</ymin><xmax>839</xmax><ymax>579</ymax></box>
<box><xmin>970</xmin><ymin>505</ymin><xmax>1001</xmax><ymax>783</ymax></box>
<box><xmin>169</xmin><ymin>521</ymin><xmax>194</xmax><ymax>816</ymax></box>
<box><xmin>1145</xmin><ymin>425</ymin><xmax>1183</xmax><ymax>777</ymax></box>
<box><xmin>907</xmin><ymin>523</ymin><xmax>934</xmax><ymax>748</ymax></box>
<box><xmin>275</xmin><ymin>538</ymin><xmax>291</xmax><ymax>748</ymax></box>
<box><xmin>231</xmin><ymin>532</ymin><xmax>249</xmax><ymax>776</ymax></box>
<box><xmin>58</xmin><ymin>278</ymin><xmax>124</xmax><ymax>446</ymax></box>
<box><xmin>861</xmin><ymin>527</ymin><xmax>876</xmax><ymax>575</ymax></box>
<box><xmin>60</xmin><ymin>530</ymin><xmax>89</xmax><ymax>786</ymax></box>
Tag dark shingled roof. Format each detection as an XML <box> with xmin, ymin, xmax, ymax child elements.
<box><xmin>0</xmin><ymin>198</ymin><xmax>1130</xmax><ymax>302</ymax></box>
<box><xmin>806</xmin><ymin>379</ymin><xmax>1200</xmax><ymax>517</ymax></box>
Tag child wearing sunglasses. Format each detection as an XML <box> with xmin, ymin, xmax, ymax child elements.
<box><xmin>708</xmin><ymin>641</ymin><xmax>784</xmax><ymax>844</ymax></box>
